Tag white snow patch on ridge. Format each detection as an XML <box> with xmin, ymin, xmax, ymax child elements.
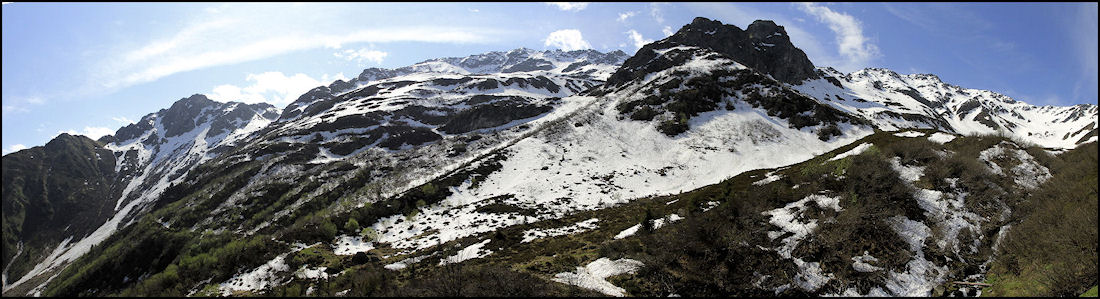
<box><xmin>762</xmin><ymin>194</ymin><xmax>843</xmax><ymax>258</ymax></box>
<box><xmin>333</xmin><ymin>235</ymin><xmax>374</xmax><ymax>255</ymax></box>
<box><xmin>752</xmin><ymin>171</ymin><xmax>783</xmax><ymax>185</ymax></box>
<box><xmin>926</xmin><ymin>132</ymin><xmax>957</xmax><ymax>144</ymax></box>
<box><xmin>439</xmin><ymin>239</ymin><xmax>492</xmax><ymax>265</ymax></box>
<box><xmin>218</xmin><ymin>254</ymin><xmax>291</xmax><ymax>296</ymax></box>
<box><xmin>552</xmin><ymin>258</ymin><xmax>644</xmax><ymax>297</ymax></box>
<box><xmin>522</xmin><ymin>218</ymin><xmax>600</xmax><ymax>243</ymax></box>
<box><xmin>829</xmin><ymin>142</ymin><xmax>872</xmax><ymax>161</ymax></box>
<box><xmin>894</xmin><ymin>131</ymin><xmax>926</xmax><ymax>137</ymax></box>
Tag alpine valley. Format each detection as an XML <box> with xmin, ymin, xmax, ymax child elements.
<box><xmin>2</xmin><ymin>17</ymin><xmax>1096</xmax><ymax>297</ymax></box>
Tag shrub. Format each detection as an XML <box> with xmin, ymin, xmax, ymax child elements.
<box><xmin>344</xmin><ymin>218</ymin><xmax>360</xmax><ymax>233</ymax></box>
<box><xmin>630</xmin><ymin>106</ymin><xmax>660</xmax><ymax>121</ymax></box>
<box><xmin>817</xmin><ymin>123</ymin><xmax>842</xmax><ymax>141</ymax></box>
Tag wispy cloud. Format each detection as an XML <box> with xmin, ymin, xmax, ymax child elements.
<box><xmin>112</xmin><ymin>116</ymin><xmax>135</xmax><ymax>125</ymax></box>
<box><xmin>544</xmin><ymin>29</ymin><xmax>591</xmax><ymax>51</ymax></box>
<box><xmin>334</xmin><ymin>48</ymin><xmax>389</xmax><ymax>65</ymax></box>
<box><xmin>617</xmin><ymin>11</ymin><xmax>637</xmax><ymax>22</ymax></box>
<box><xmin>2</xmin><ymin>144</ymin><xmax>27</xmax><ymax>155</ymax></box>
<box><xmin>626</xmin><ymin>30</ymin><xmax>653</xmax><ymax>50</ymax></box>
<box><xmin>89</xmin><ymin>5</ymin><xmax>503</xmax><ymax>97</ymax></box>
<box><xmin>662</xmin><ymin>26</ymin><xmax>674</xmax><ymax>37</ymax></box>
<box><xmin>57</xmin><ymin>127</ymin><xmax>114</xmax><ymax>140</ymax></box>
<box><xmin>650</xmin><ymin>2</ymin><xmax>667</xmax><ymax>24</ymax></box>
<box><xmin>797</xmin><ymin>3</ymin><xmax>880</xmax><ymax>71</ymax></box>
<box><xmin>545</xmin><ymin>2</ymin><xmax>589</xmax><ymax>11</ymax></box>
<box><xmin>1</xmin><ymin>96</ymin><xmax>43</xmax><ymax>115</ymax></box>
<box><xmin>208</xmin><ymin>71</ymin><xmax>347</xmax><ymax>107</ymax></box>
<box><xmin>102</xmin><ymin>26</ymin><xmax>489</xmax><ymax>91</ymax></box>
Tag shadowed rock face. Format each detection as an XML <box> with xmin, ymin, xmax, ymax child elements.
<box><xmin>608</xmin><ymin>17</ymin><xmax>819</xmax><ymax>86</ymax></box>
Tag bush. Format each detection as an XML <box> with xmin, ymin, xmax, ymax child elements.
<box><xmin>630</xmin><ymin>105</ymin><xmax>660</xmax><ymax>121</ymax></box>
<box><xmin>344</xmin><ymin>218</ymin><xmax>360</xmax><ymax>233</ymax></box>
<box><xmin>656</xmin><ymin>113</ymin><xmax>690</xmax><ymax>136</ymax></box>
<box><xmin>817</xmin><ymin>123</ymin><xmax>842</xmax><ymax>141</ymax></box>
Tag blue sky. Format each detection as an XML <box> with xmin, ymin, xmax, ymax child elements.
<box><xmin>3</xmin><ymin>2</ymin><xmax>1097</xmax><ymax>154</ymax></box>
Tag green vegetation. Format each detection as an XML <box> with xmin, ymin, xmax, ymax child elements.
<box><xmin>1082</xmin><ymin>285</ymin><xmax>1098</xmax><ymax>297</ymax></box>
<box><xmin>983</xmin><ymin>142</ymin><xmax>1098</xmax><ymax>297</ymax></box>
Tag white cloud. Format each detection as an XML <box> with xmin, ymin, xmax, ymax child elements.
<box><xmin>798</xmin><ymin>3</ymin><xmax>880</xmax><ymax>70</ymax></box>
<box><xmin>3</xmin><ymin>144</ymin><xmax>27</xmax><ymax>155</ymax></box>
<box><xmin>88</xmin><ymin>4</ymin><xmax>503</xmax><ymax>96</ymax></box>
<box><xmin>2</xmin><ymin>96</ymin><xmax>44</xmax><ymax>115</ymax></box>
<box><xmin>545</xmin><ymin>2</ymin><xmax>589</xmax><ymax>11</ymax></box>
<box><xmin>112</xmin><ymin>116</ymin><xmax>135</xmax><ymax>125</ymax></box>
<box><xmin>334</xmin><ymin>48</ymin><xmax>389</xmax><ymax>65</ymax></box>
<box><xmin>617</xmin><ymin>11</ymin><xmax>637</xmax><ymax>22</ymax></box>
<box><xmin>626</xmin><ymin>30</ymin><xmax>653</xmax><ymax>50</ymax></box>
<box><xmin>57</xmin><ymin>127</ymin><xmax>114</xmax><ymax>140</ymax></box>
<box><xmin>468</xmin><ymin>8</ymin><xmax>479</xmax><ymax>13</ymax></box>
<box><xmin>3</xmin><ymin>105</ymin><xmax>27</xmax><ymax>115</ymax></box>
<box><xmin>208</xmin><ymin>71</ymin><xmax>348</xmax><ymax>107</ymax></box>
<box><xmin>544</xmin><ymin>29</ymin><xmax>592</xmax><ymax>51</ymax></box>
<box><xmin>662</xmin><ymin>26</ymin><xmax>674</xmax><ymax>37</ymax></box>
<box><xmin>650</xmin><ymin>2</ymin><xmax>667</xmax><ymax>24</ymax></box>
<box><xmin>105</xmin><ymin>26</ymin><xmax>487</xmax><ymax>91</ymax></box>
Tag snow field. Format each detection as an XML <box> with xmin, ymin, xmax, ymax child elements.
<box><xmin>552</xmin><ymin>258</ymin><xmax>644</xmax><ymax>297</ymax></box>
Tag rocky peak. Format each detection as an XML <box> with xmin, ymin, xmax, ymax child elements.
<box><xmin>607</xmin><ymin>17</ymin><xmax>819</xmax><ymax>86</ymax></box>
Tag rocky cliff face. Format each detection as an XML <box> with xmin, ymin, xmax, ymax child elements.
<box><xmin>608</xmin><ymin>17</ymin><xmax>819</xmax><ymax>86</ymax></box>
<box><xmin>2</xmin><ymin>95</ymin><xmax>280</xmax><ymax>294</ymax></box>
<box><xmin>794</xmin><ymin>67</ymin><xmax>1099</xmax><ymax>149</ymax></box>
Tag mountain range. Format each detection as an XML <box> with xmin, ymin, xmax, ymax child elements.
<box><xmin>2</xmin><ymin>17</ymin><xmax>1096</xmax><ymax>297</ymax></box>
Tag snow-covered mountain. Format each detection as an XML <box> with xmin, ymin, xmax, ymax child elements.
<box><xmin>2</xmin><ymin>94</ymin><xmax>279</xmax><ymax>294</ymax></box>
<box><xmin>366</xmin><ymin>25</ymin><xmax>875</xmax><ymax>256</ymax></box>
<box><xmin>793</xmin><ymin>67</ymin><xmax>1098</xmax><ymax>148</ymax></box>
<box><xmin>3</xmin><ymin>16</ymin><xmax>1096</xmax><ymax>298</ymax></box>
<box><xmin>2</xmin><ymin>48</ymin><xmax>630</xmax><ymax>295</ymax></box>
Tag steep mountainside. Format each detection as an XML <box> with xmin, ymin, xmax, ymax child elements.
<box><xmin>2</xmin><ymin>16</ymin><xmax>1095</xmax><ymax>298</ymax></box>
<box><xmin>608</xmin><ymin>17</ymin><xmax>818</xmax><ymax>86</ymax></box>
<box><xmin>2</xmin><ymin>95</ymin><xmax>279</xmax><ymax>294</ymax></box>
<box><xmin>1</xmin><ymin>48</ymin><xmax>629</xmax><ymax>296</ymax></box>
<box><xmin>1</xmin><ymin>135</ymin><xmax>118</xmax><ymax>289</ymax></box>
<box><xmin>793</xmin><ymin>67</ymin><xmax>1098</xmax><ymax>148</ymax></box>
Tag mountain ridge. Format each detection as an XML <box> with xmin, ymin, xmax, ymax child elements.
<box><xmin>2</xmin><ymin>17</ymin><xmax>1096</xmax><ymax>297</ymax></box>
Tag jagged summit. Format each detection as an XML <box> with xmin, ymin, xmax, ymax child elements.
<box><xmin>607</xmin><ymin>17</ymin><xmax>818</xmax><ymax>86</ymax></box>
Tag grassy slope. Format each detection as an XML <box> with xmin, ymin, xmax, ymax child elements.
<box><xmin>33</xmin><ymin>130</ymin><xmax>1097</xmax><ymax>297</ymax></box>
<box><xmin>982</xmin><ymin>141</ymin><xmax>1098</xmax><ymax>297</ymax></box>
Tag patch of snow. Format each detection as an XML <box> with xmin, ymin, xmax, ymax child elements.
<box><xmin>762</xmin><ymin>194</ymin><xmax>843</xmax><ymax>258</ymax></box>
<box><xmin>521</xmin><ymin>218</ymin><xmax>600</xmax><ymax>243</ymax></box>
<box><xmin>889</xmin><ymin>157</ymin><xmax>925</xmax><ymax>183</ymax></box>
<box><xmin>829</xmin><ymin>143</ymin><xmax>872</xmax><ymax>161</ymax></box>
<box><xmin>894</xmin><ymin>131</ymin><xmax>926</xmax><ymax>137</ymax></box>
<box><xmin>295</xmin><ymin>266</ymin><xmax>330</xmax><ymax>280</ymax></box>
<box><xmin>332</xmin><ymin>235</ymin><xmax>375</xmax><ymax>255</ymax></box>
<box><xmin>651</xmin><ymin>214</ymin><xmax>683</xmax><ymax>229</ymax></box>
<box><xmin>851</xmin><ymin>251</ymin><xmax>883</xmax><ymax>272</ymax></box>
<box><xmin>792</xmin><ymin>258</ymin><xmax>832</xmax><ymax>291</ymax></box>
<box><xmin>552</xmin><ymin>258</ymin><xmax>644</xmax><ymax>297</ymax></box>
<box><xmin>701</xmin><ymin>201</ymin><xmax>720</xmax><ymax>212</ymax></box>
<box><xmin>752</xmin><ymin>171</ymin><xmax>783</xmax><ymax>186</ymax></box>
<box><xmin>884</xmin><ymin>216</ymin><xmax>947</xmax><ymax>296</ymax></box>
<box><xmin>613</xmin><ymin>224</ymin><xmax>641</xmax><ymax>240</ymax></box>
<box><xmin>439</xmin><ymin>239</ymin><xmax>492</xmax><ymax>265</ymax></box>
<box><xmin>218</xmin><ymin>254</ymin><xmax>291</xmax><ymax>296</ymax></box>
<box><xmin>926</xmin><ymin>132</ymin><xmax>957</xmax><ymax>144</ymax></box>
